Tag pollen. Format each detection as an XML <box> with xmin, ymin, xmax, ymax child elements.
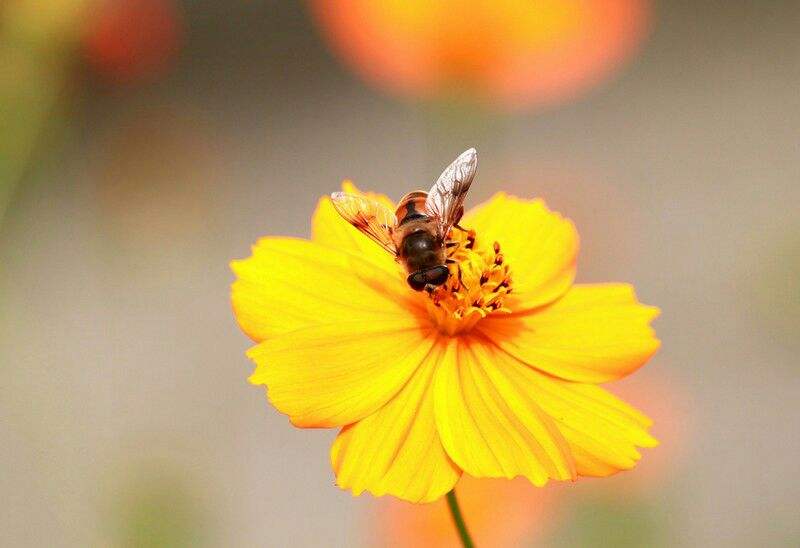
<box><xmin>426</xmin><ymin>227</ymin><xmax>513</xmax><ymax>335</ymax></box>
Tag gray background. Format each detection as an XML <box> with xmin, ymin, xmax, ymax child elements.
<box><xmin>1</xmin><ymin>1</ymin><xmax>798</xmax><ymax>546</ymax></box>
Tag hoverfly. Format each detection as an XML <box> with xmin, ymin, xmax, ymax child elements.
<box><xmin>331</xmin><ymin>148</ymin><xmax>477</xmax><ymax>291</ymax></box>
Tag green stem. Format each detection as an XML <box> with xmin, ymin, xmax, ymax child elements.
<box><xmin>445</xmin><ymin>488</ymin><xmax>475</xmax><ymax>548</ymax></box>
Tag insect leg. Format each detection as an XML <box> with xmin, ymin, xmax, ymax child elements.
<box><xmin>457</xmin><ymin>262</ymin><xmax>468</xmax><ymax>290</ymax></box>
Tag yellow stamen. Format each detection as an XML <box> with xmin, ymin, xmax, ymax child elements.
<box><xmin>427</xmin><ymin>227</ymin><xmax>513</xmax><ymax>335</ymax></box>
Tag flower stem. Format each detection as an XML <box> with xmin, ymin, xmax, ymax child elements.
<box><xmin>446</xmin><ymin>488</ymin><xmax>475</xmax><ymax>548</ymax></box>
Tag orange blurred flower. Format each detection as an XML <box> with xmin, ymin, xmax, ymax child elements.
<box><xmin>608</xmin><ymin>373</ymin><xmax>692</xmax><ymax>490</ymax></box>
<box><xmin>370</xmin><ymin>476</ymin><xmax>560</xmax><ymax>547</ymax></box>
<box><xmin>81</xmin><ymin>0</ymin><xmax>182</xmax><ymax>84</ymax></box>
<box><xmin>308</xmin><ymin>0</ymin><xmax>650</xmax><ymax>110</ymax></box>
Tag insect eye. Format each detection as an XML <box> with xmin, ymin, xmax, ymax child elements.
<box><xmin>406</xmin><ymin>266</ymin><xmax>450</xmax><ymax>291</ymax></box>
<box><xmin>427</xmin><ymin>265</ymin><xmax>450</xmax><ymax>286</ymax></box>
<box><xmin>407</xmin><ymin>272</ymin><xmax>429</xmax><ymax>291</ymax></box>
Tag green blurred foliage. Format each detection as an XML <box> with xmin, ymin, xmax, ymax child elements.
<box><xmin>108</xmin><ymin>466</ymin><xmax>209</xmax><ymax>548</ymax></box>
<box><xmin>0</xmin><ymin>1</ymin><xmax>86</xmax><ymax>222</ymax></box>
<box><xmin>541</xmin><ymin>495</ymin><xmax>669</xmax><ymax>548</ymax></box>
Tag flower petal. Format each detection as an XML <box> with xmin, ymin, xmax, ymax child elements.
<box><xmin>463</xmin><ymin>193</ymin><xmax>578</xmax><ymax>310</ymax></box>
<box><xmin>248</xmin><ymin>319</ymin><xmax>436</xmax><ymax>428</ymax></box>
<box><xmin>433</xmin><ymin>339</ymin><xmax>576</xmax><ymax>486</ymax></box>
<box><xmin>490</xmin><ymin>349</ymin><xmax>658</xmax><ymax>477</ymax></box>
<box><xmin>331</xmin><ymin>345</ymin><xmax>461</xmax><ymax>503</ymax></box>
<box><xmin>479</xmin><ymin>283</ymin><xmax>660</xmax><ymax>383</ymax></box>
<box><xmin>231</xmin><ymin>237</ymin><xmax>412</xmax><ymax>341</ymax></box>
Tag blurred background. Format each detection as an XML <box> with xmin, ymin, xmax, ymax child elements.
<box><xmin>1</xmin><ymin>1</ymin><xmax>798</xmax><ymax>546</ymax></box>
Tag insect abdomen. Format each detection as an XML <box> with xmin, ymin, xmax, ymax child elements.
<box><xmin>395</xmin><ymin>191</ymin><xmax>429</xmax><ymax>226</ymax></box>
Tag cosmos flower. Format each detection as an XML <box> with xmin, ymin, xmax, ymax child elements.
<box><xmin>308</xmin><ymin>0</ymin><xmax>650</xmax><ymax>110</ymax></box>
<box><xmin>231</xmin><ymin>182</ymin><xmax>659</xmax><ymax>503</ymax></box>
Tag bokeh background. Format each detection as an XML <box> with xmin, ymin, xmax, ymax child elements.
<box><xmin>1</xmin><ymin>1</ymin><xmax>798</xmax><ymax>546</ymax></box>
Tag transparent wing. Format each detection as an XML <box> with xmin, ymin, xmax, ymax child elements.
<box><xmin>425</xmin><ymin>148</ymin><xmax>477</xmax><ymax>234</ymax></box>
<box><xmin>330</xmin><ymin>192</ymin><xmax>398</xmax><ymax>254</ymax></box>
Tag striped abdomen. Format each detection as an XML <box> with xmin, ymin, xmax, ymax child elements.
<box><xmin>395</xmin><ymin>191</ymin><xmax>429</xmax><ymax>226</ymax></box>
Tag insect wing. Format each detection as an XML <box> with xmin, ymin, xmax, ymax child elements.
<box><xmin>330</xmin><ymin>192</ymin><xmax>398</xmax><ymax>254</ymax></box>
<box><xmin>425</xmin><ymin>148</ymin><xmax>477</xmax><ymax>234</ymax></box>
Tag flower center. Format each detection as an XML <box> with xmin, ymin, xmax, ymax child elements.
<box><xmin>425</xmin><ymin>227</ymin><xmax>513</xmax><ymax>335</ymax></box>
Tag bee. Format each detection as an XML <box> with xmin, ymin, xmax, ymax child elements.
<box><xmin>331</xmin><ymin>148</ymin><xmax>477</xmax><ymax>291</ymax></box>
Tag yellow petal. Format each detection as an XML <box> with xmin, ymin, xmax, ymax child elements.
<box><xmin>231</xmin><ymin>237</ymin><xmax>413</xmax><ymax>341</ymax></box>
<box><xmin>479</xmin><ymin>283</ymin><xmax>660</xmax><ymax>383</ymax></box>
<box><xmin>331</xmin><ymin>344</ymin><xmax>461</xmax><ymax>503</ymax></box>
<box><xmin>248</xmin><ymin>319</ymin><xmax>436</xmax><ymax>428</ymax></box>
<box><xmin>463</xmin><ymin>193</ymin><xmax>578</xmax><ymax>310</ymax></box>
<box><xmin>312</xmin><ymin>180</ymin><xmax>399</xmax><ymax>272</ymax></box>
<box><xmin>493</xmin><ymin>350</ymin><xmax>658</xmax><ymax>477</ymax></box>
<box><xmin>433</xmin><ymin>339</ymin><xmax>576</xmax><ymax>486</ymax></box>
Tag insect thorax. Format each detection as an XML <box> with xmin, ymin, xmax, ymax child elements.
<box><xmin>398</xmin><ymin>228</ymin><xmax>444</xmax><ymax>272</ymax></box>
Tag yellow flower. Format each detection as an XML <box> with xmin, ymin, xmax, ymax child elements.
<box><xmin>231</xmin><ymin>182</ymin><xmax>660</xmax><ymax>503</ymax></box>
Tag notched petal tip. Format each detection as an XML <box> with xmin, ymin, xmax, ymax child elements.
<box><xmin>246</xmin><ymin>321</ymin><xmax>436</xmax><ymax>429</ymax></box>
<box><xmin>640</xmin><ymin>433</ymin><xmax>660</xmax><ymax>449</ymax></box>
<box><xmin>230</xmin><ymin>236</ymin><xmax>409</xmax><ymax>341</ymax></box>
<box><xmin>481</xmin><ymin>283</ymin><xmax>661</xmax><ymax>384</ymax></box>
